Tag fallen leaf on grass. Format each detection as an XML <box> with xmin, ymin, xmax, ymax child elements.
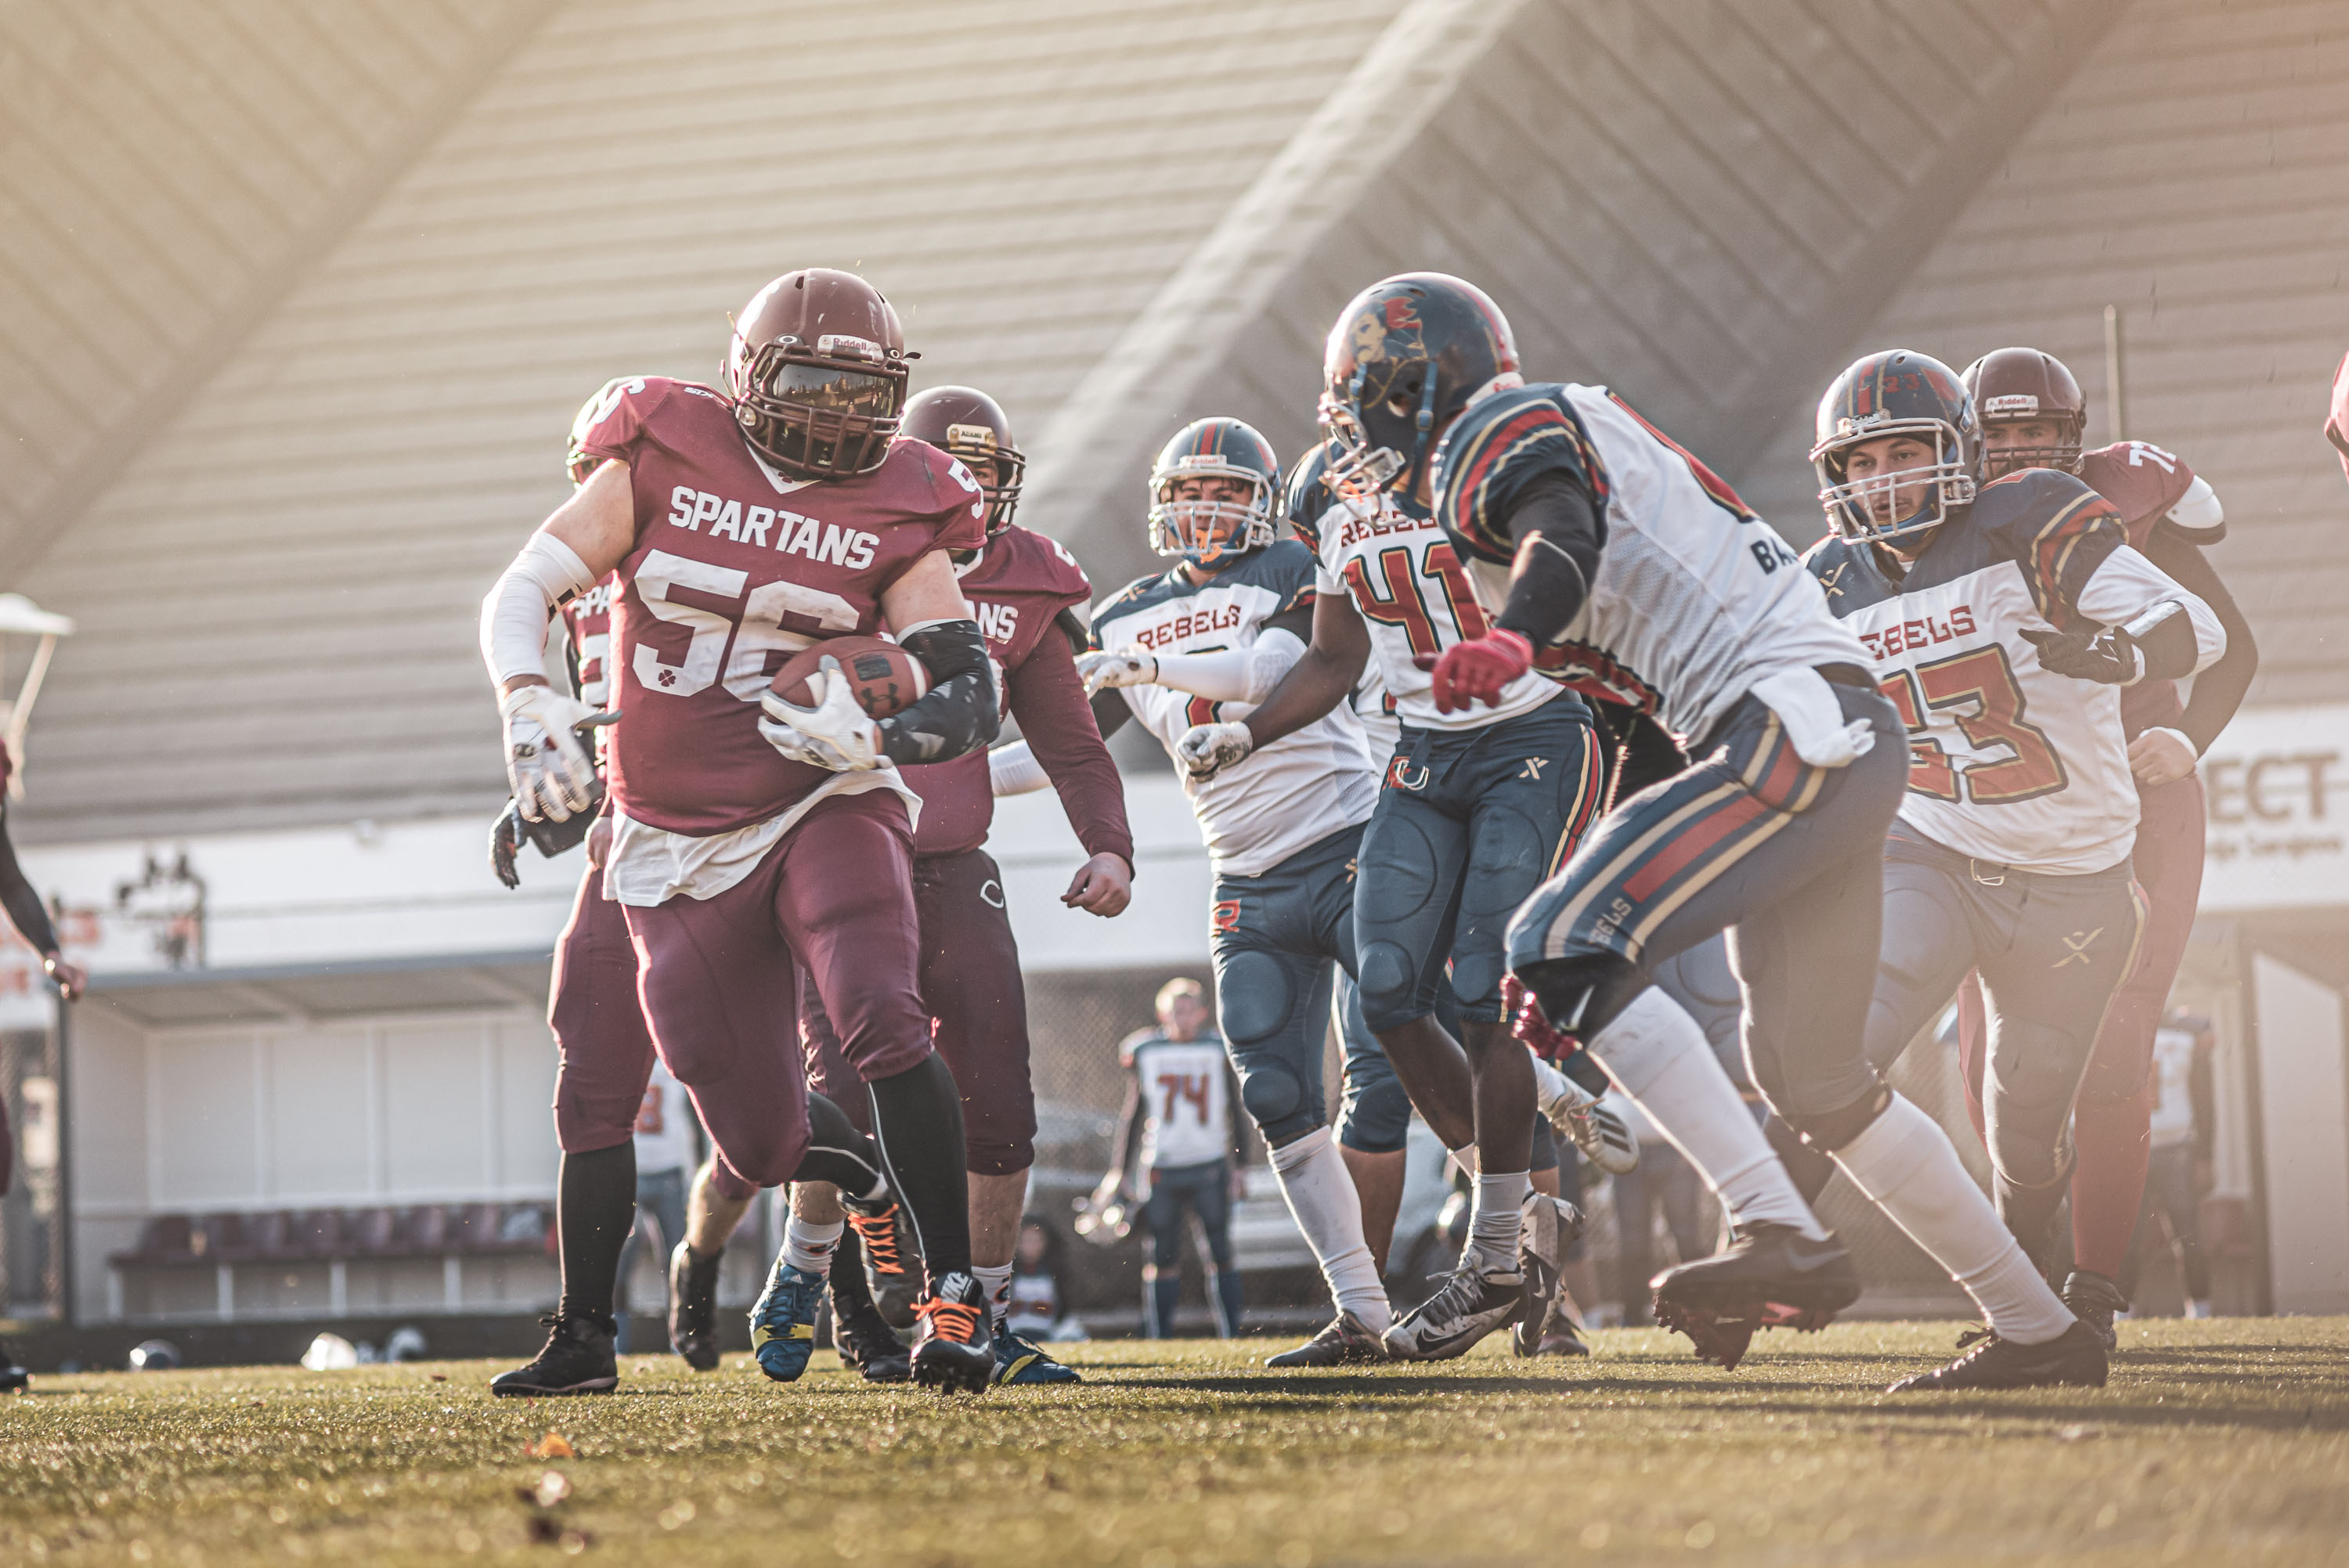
<box><xmin>527</xmin><ymin>1432</ymin><xmax>576</xmax><ymax>1458</ymax></box>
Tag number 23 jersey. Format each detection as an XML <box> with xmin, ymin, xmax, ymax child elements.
<box><xmin>574</xmin><ymin>376</ymin><xmax>988</xmax><ymax>836</ymax></box>
<box><xmin>1803</xmin><ymin>467</ymin><xmax>2220</xmax><ymax>874</ymax></box>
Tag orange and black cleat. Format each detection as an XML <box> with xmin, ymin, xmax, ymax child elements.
<box><xmin>910</xmin><ymin>1272</ymin><xmax>994</xmax><ymax>1394</ymax></box>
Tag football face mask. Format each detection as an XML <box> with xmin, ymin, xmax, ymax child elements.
<box><xmin>1148</xmin><ymin>468</ymin><xmax>1275</xmax><ymax>568</ymax></box>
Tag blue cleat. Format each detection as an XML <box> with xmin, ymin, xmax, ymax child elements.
<box><xmin>749</xmin><ymin>1260</ymin><xmax>826</xmax><ymax>1382</ymax></box>
<box><xmin>992</xmin><ymin>1327</ymin><xmax>1081</xmax><ymax>1386</ymax></box>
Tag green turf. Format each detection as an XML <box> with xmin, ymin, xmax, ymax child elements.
<box><xmin>3</xmin><ymin>1318</ymin><xmax>2345</xmax><ymax>1566</ymax></box>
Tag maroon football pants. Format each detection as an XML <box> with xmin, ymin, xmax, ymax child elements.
<box><xmin>549</xmin><ymin>865</ymin><xmax>658</xmax><ymax>1158</ymax></box>
<box><xmin>1955</xmin><ymin>770</ymin><xmax>2205</xmax><ymax>1280</ymax></box>
<box><xmin>619</xmin><ymin>790</ymin><xmax>934</xmax><ymax>1193</ymax></box>
<box><xmin>801</xmin><ymin>847</ymin><xmax>1037</xmax><ymax>1177</ymax></box>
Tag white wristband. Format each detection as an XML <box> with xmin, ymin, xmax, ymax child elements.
<box><xmin>482</xmin><ymin>532</ymin><xmax>595</xmax><ymax>686</ymax></box>
<box><xmin>990</xmin><ymin>741</ymin><xmax>1052</xmax><ymax>797</ymax></box>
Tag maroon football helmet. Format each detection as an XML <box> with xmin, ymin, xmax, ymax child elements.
<box><xmin>724</xmin><ymin>269</ymin><xmax>914</xmax><ymax>479</ymax></box>
<box><xmin>901</xmin><ymin>385</ymin><xmax>1023</xmax><ymax>533</ymax></box>
<box><xmin>1961</xmin><ymin>347</ymin><xmax>2086</xmax><ymax>479</ymax></box>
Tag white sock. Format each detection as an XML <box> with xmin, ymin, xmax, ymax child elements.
<box><xmin>1529</xmin><ymin>1054</ymin><xmax>1590</xmax><ymax>1121</ymax></box>
<box><xmin>1830</xmin><ymin>1094</ymin><xmax>2073</xmax><ymax>1346</ymax></box>
<box><xmin>1267</xmin><ymin>1127</ymin><xmax>1391</xmax><ymax>1332</ymax></box>
<box><xmin>1589</xmin><ymin>988</ymin><xmax>1827</xmax><ymax>1242</ymax></box>
<box><xmin>2187</xmin><ymin>1299</ymin><xmax>2213</xmax><ymax>1320</ymax></box>
<box><xmin>781</xmin><ymin>1217</ymin><xmax>843</xmax><ymax>1275</ymax></box>
<box><xmin>1469</xmin><ymin>1171</ymin><xmax>1528</xmax><ymax>1270</ymax></box>
<box><xmin>973</xmin><ymin>1262</ymin><xmax>1015</xmax><ymax>1329</ymax></box>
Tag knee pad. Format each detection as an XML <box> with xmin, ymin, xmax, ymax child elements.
<box><xmin>1355</xmin><ymin>939</ymin><xmax>1426</xmax><ymax>1033</ymax></box>
<box><xmin>1238</xmin><ymin>1061</ymin><xmax>1312</xmax><ymax>1141</ymax></box>
<box><xmin>1337</xmin><ymin>1077</ymin><xmax>1413</xmax><ymax>1155</ymax></box>
<box><xmin>1986</xmin><ymin>1021</ymin><xmax>2095</xmax><ymax>1181</ymax></box>
<box><xmin>1779</xmin><ymin>1080</ymin><xmax>1893</xmax><ymax>1154</ymax></box>
<box><xmin>1216</xmin><ymin>949</ymin><xmax>1296</xmax><ymax>1046</ymax></box>
<box><xmin>1514</xmin><ymin>950</ymin><xmax>1647</xmax><ymax>1040</ymax></box>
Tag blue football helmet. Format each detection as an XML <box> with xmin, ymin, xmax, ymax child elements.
<box><xmin>1810</xmin><ymin>350</ymin><xmax>1980</xmax><ymax>548</ymax></box>
<box><xmin>1147</xmin><ymin>417</ymin><xmax>1280</xmax><ymax>569</ymax></box>
<box><xmin>1319</xmin><ymin>272</ymin><xmax>1521</xmax><ymax>509</ymax></box>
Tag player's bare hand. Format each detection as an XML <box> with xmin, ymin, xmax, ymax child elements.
<box><xmin>1416</xmin><ymin>629</ymin><xmax>1533</xmax><ymax>713</ymax></box>
<box><xmin>500</xmin><ymin>683</ymin><xmax>600</xmax><ymax>821</ymax></box>
<box><xmin>1063</xmin><ymin>852</ymin><xmax>1132</xmax><ymax>917</ymax></box>
<box><xmin>43</xmin><ymin>953</ymin><xmax>85</xmax><ymax>1002</ymax></box>
<box><xmin>1077</xmin><ymin>648</ymin><xmax>1158</xmax><ymax>697</ymax></box>
<box><xmin>2129</xmin><ymin>726</ymin><xmax>2198</xmax><ymax>786</ymax></box>
<box><xmin>1176</xmin><ymin>720</ymin><xmax>1254</xmax><ymax>780</ymax></box>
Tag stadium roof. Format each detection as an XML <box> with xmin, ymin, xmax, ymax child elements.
<box><xmin>5</xmin><ymin>0</ymin><xmax>2344</xmax><ymax>844</ymax></box>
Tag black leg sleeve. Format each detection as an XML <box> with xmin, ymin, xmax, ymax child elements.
<box><xmin>866</xmin><ymin>1054</ymin><xmax>973</xmax><ymax>1282</ymax></box>
<box><xmin>791</xmin><ymin>1092</ymin><xmax>889</xmax><ymax>1202</ymax></box>
<box><xmin>829</xmin><ymin>1223</ymin><xmax>878</xmax><ymax>1315</ymax></box>
<box><xmin>555</xmin><ymin>1141</ymin><xmax>636</xmax><ymax>1329</ymax></box>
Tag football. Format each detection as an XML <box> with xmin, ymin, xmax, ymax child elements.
<box><xmin>768</xmin><ymin>635</ymin><xmax>928</xmax><ymax>720</ymax></box>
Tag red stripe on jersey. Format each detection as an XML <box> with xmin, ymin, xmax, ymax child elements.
<box><xmin>1622</xmin><ymin>792</ymin><xmax>1767</xmax><ymax>901</ymax></box>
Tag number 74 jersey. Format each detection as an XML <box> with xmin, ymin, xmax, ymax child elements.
<box><xmin>1802</xmin><ymin>467</ymin><xmax>2222</xmax><ymax>875</ymax></box>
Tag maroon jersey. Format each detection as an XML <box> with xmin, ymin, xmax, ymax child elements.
<box><xmin>2078</xmin><ymin>441</ymin><xmax>2196</xmax><ymax>739</ymax></box>
<box><xmin>575</xmin><ymin>377</ymin><xmax>988</xmax><ymax>835</ymax></box>
<box><xmin>902</xmin><ymin>524</ymin><xmax>1127</xmax><ymax>860</ymax></box>
<box><xmin>561</xmin><ymin>577</ymin><xmax>617</xmax><ymax>708</ymax></box>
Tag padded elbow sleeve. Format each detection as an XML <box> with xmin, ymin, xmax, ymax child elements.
<box><xmin>879</xmin><ymin>620</ymin><xmax>999</xmax><ymax>766</ymax></box>
<box><xmin>482</xmin><ymin>532</ymin><xmax>594</xmax><ymax>685</ymax></box>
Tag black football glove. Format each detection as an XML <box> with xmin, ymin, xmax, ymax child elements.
<box><xmin>2019</xmin><ymin>625</ymin><xmax>2138</xmax><ymax>685</ymax></box>
<box><xmin>490</xmin><ymin>800</ymin><xmax>525</xmax><ymax>889</ymax></box>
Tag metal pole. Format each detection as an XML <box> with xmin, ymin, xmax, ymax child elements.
<box><xmin>2103</xmin><ymin>304</ymin><xmax>2128</xmax><ymax>445</ymax></box>
<box><xmin>49</xmin><ymin>989</ymin><xmax>72</xmax><ymax>1328</ymax></box>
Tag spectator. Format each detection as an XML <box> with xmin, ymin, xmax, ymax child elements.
<box><xmin>1005</xmin><ymin>1213</ymin><xmax>1088</xmax><ymax>1343</ymax></box>
<box><xmin>2119</xmin><ymin>1007</ymin><xmax>2217</xmax><ymax>1320</ymax></box>
<box><xmin>613</xmin><ymin>1057</ymin><xmax>698</xmax><ymax>1352</ymax></box>
<box><xmin>1095</xmin><ymin>978</ymin><xmax>1247</xmax><ymax>1338</ymax></box>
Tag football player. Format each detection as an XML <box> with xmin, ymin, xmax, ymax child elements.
<box><xmin>1943</xmin><ymin>350</ymin><xmax>2251</xmax><ymax>1345</ymax></box>
<box><xmin>1322</xmin><ymin>275</ymin><xmax>2101</xmax><ymax>1391</ymax></box>
<box><xmin>0</xmin><ymin>737</ymin><xmax>87</xmax><ymax>1394</ymax></box>
<box><xmin>1211</xmin><ymin>422</ymin><xmax>1623</xmax><ymax>1363</ymax></box>
<box><xmin>481</xmin><ymin>270</ymin><xmax>1008</xmax><ymax>1394</ymax></box>
<box><xmin>784</xmin><ymin>384</ymin><xmax>1133</xmax><ymax>1388</ymax></box>
<box><xmin>1228</xmin><ymin>279</ymin><xmax>1852</xmax><ymax>1368</ymax></box>
<box><xmin>485</xmin><ymin>376</ymin><xmax>911</xmax><ymax>1397</ymax></box>
<box><xmin>1046</xmin><ymin>416</ymin><xmax>1407</xmax><ymax>1366</ymax></box>
<box><xmin>1799</xmin><ymin>348</ymin><xmax>2225</xmax><ymax>1387</ymax></box>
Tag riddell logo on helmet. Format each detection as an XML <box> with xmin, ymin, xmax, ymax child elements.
<box><xmin>1983</xmin><ymin>395</ymin><xmax>2040</xmax><ymax>416</ymax></box>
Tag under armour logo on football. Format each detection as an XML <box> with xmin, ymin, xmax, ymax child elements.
<box><xmin>1518</xmin><ymin>757</ymin><xmax>1547</xmax><ymax>780</ymax></box>
<box><xmin>2053</xmin><ymin>928</ymin><xmax>2105</xmax><ymax>968</ymax></box>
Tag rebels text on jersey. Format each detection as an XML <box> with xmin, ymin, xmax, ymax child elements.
<box><xmin>574</xmin><ymin>377</ymin><xmax>987</xmax><ymax>836</ymax></box>
<box><xmin>1092</xmin><ymin>542</ymin><xmax>1377</xmax><ymax>877</ymax></box>
<box><xmin>902</xmin><ymin>524</ymin><xmax>1100</xmax><ymax>856</ymax></box>
<box><xmin>1804</xmin><ymin>468</ymin><xmax>2223</xmax><ymax>874</ymax></box>
<box><xmin>1434</xmin><ymin>384</ymin><xmax>1864</xmax><ymax>748</ymax></box>
<box><xmin>1288</xmin><ymin>443</ymin><xmax>1556</xmax><ymax>731</ymax></box>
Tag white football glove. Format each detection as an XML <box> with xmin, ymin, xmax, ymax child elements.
<box><xmin>1076</xmin><ymin>647</ymin><xmax>1159</xmax><ymax>697</ymax></box>
<box><xmin>1175</xmin><ymin>720</ymin><xmax>1254</xmax><ymax>780</ymax></box>
<box><xmin>759</xmin><ymin>661</ymin><xmax>882</xmax><ymax>771</ymax></box>
<box><xmin>500</xmin><ymin>684</ymin><xmax>600</xmax><ymax>823</ymax></box>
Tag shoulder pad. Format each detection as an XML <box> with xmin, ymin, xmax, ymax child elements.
<box><xmin>1972</xmin><ymin>468</ymin><xmax>2128</xmax><ymax>625</ymax></box>
<box><xmin>2077</xmin><ymin>441</ymin><xmax>2196</xmax><ymax>538</ymax></box>
<box><xmin>997</xmin><ymin>524</ymin><xmax>1094</xmax><ymax>601</ymax></box>
<box><xmin>1434</xmin><ymin>385</ymin><xmax>1602</xmax><ymax>564</ymax></box>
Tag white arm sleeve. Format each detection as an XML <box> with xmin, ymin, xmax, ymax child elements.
<box><xmin>2076</xmin><ymin>544</ymin><xmax>2226</xmax><ymax>676</ymax></box>
<box><xmin>2163</xmin><ymin>474</ymin><xmax>2225</xmax><ymax>539</ymax></box>
<box><xmin>1151</xmin><ymin>629</ymin><xmax>1308</xmax><ymax>704</ymax></box>
<box><xmin>482</xmin><ymin>532</ymin><xmax>596</xmax><ymax>687</ymax></box>
<box><xmin>990</xmin><ymin>741</ymin><xmax>1053</xmax><ymax>797</ymax></box>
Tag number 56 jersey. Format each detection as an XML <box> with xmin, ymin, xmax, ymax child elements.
<box><xmin>573</xmin><ymin>376</ymin><xmax>987</xmax><ymax>836</ymax></box>
<box><xmin>1802</xmin><ymin>468</ymin><xmax>2224</xmax><ymax>874</ymax></box>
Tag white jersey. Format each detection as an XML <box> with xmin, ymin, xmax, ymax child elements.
<box><xmin>1353</xmin><ymin>664</ymin><xmax>1401</xmax><ymax>765</ymax></box>
<box><xmin>2149</xmin><ymin>1024</ymin><xmax>2199</xmax><ymax>1148</ymax></box>
<box><xmin>1124</xmin><ymin>1031</ymin><xmax>1233</xmax><ymax>1170</ymax></box>
<box><xmin>631</xmin><ymin>1058</ymin><xmax>698</xmax><ymax>1176</ymax></box>
<box><xmin>1806</xmin><ymin>468</ymin><xmax>2224</xmax><ymax>874</ymax></box>
<box><xmin>1287</xmin><ymin>449</ymin><xmax>1557</xmax><ymax>732</ymax></box>
<box><xmin>1091</xmin><ymin>542</ymin><xmax>1377</xmax><ymax>877</ymax></box>
<box><xmin>1434</xmin><ymin>383</ymin><xmax>1867</xmax><ymax>748</ymax></box>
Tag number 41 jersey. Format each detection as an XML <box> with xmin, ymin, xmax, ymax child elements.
<box><xmin>1802</xmin><ymin>468</ymin><xmax>2221</xmax><ymax>875</ymax></box>
<box><xmin>574</xmin><ymin>376</ymin><xmax>988</xmax><ymax>836</ymax></box>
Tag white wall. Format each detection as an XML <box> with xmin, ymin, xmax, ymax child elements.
<box><xmin>71</xmin><ymin>1003</ymin><xmax>557</xmax><ymax>1320</ymax></box>
<box><xmin>2251</xmin><ymin>954</ymin><xmax>2349</xmax><ymax>1315</ymax></box>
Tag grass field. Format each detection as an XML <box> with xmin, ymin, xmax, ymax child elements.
<box><xmin>4</xmin><ymin>1318</ymin><xmax>2346</xmax><ymax>1567</ymax></box>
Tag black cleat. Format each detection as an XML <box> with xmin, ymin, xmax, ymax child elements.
<box><xmin>2060</xmin><ymin>1270</ymin><xmax>2128</xmax><ymax>1353</ymax></box>
<box><xmin>1533</xmin><ymin>1317</ymin><xmax>1593</xmax><ymax>1357</ymax></box>
<box><xmin>668</xmin><ymin>1240</ymin><xmax>723</xmax><ymax>1372</ymax></box>
<box><xmin>833</xmin><ymin>1296</ymin><xmax>913</xmax><ymax>1384</ymax></box>
<box><xmin>1</xmin><ymin>1336</ymin><xmax>27</xmax><ymax>1393</ymax></box>
<box><xmin>1650</xmin><ymin>1224</ymin><xmax>1860</xmax><ymax>1371</ymax></box>
<box><xmin>1264</xmin><ymin>1310</ymin><xmax>1389</xmax><ymax>1368</ymax></box>
<box><xmin>910</xmin><ymin>1272</ymin><xmax>994</xmax><ymax>1394</ymax></box>
<box><xmin>490</xmin><ymin>1314</ymin><xmax>617</xmax><ymax>1397</ymax></box>
<box><xmin>850</xmin><ymin>1204</ymin><xmax>921</xmax><ymax>1332</ymax></box>
<box><xmin>1888</xmin><ymin>1320</ymin><xmax>2109</xmax><ymax>1392</ymax></box>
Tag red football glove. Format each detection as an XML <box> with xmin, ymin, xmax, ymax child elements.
<box><xmin>1413</xmin><ymin>628</ymin><xmax>1534</xmax><ymax>714</ymax></box>
<box><xmin>1503</xmin><ymin>974</ymin><xmax>1578</xmax><ymax>1061</ymax></box>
